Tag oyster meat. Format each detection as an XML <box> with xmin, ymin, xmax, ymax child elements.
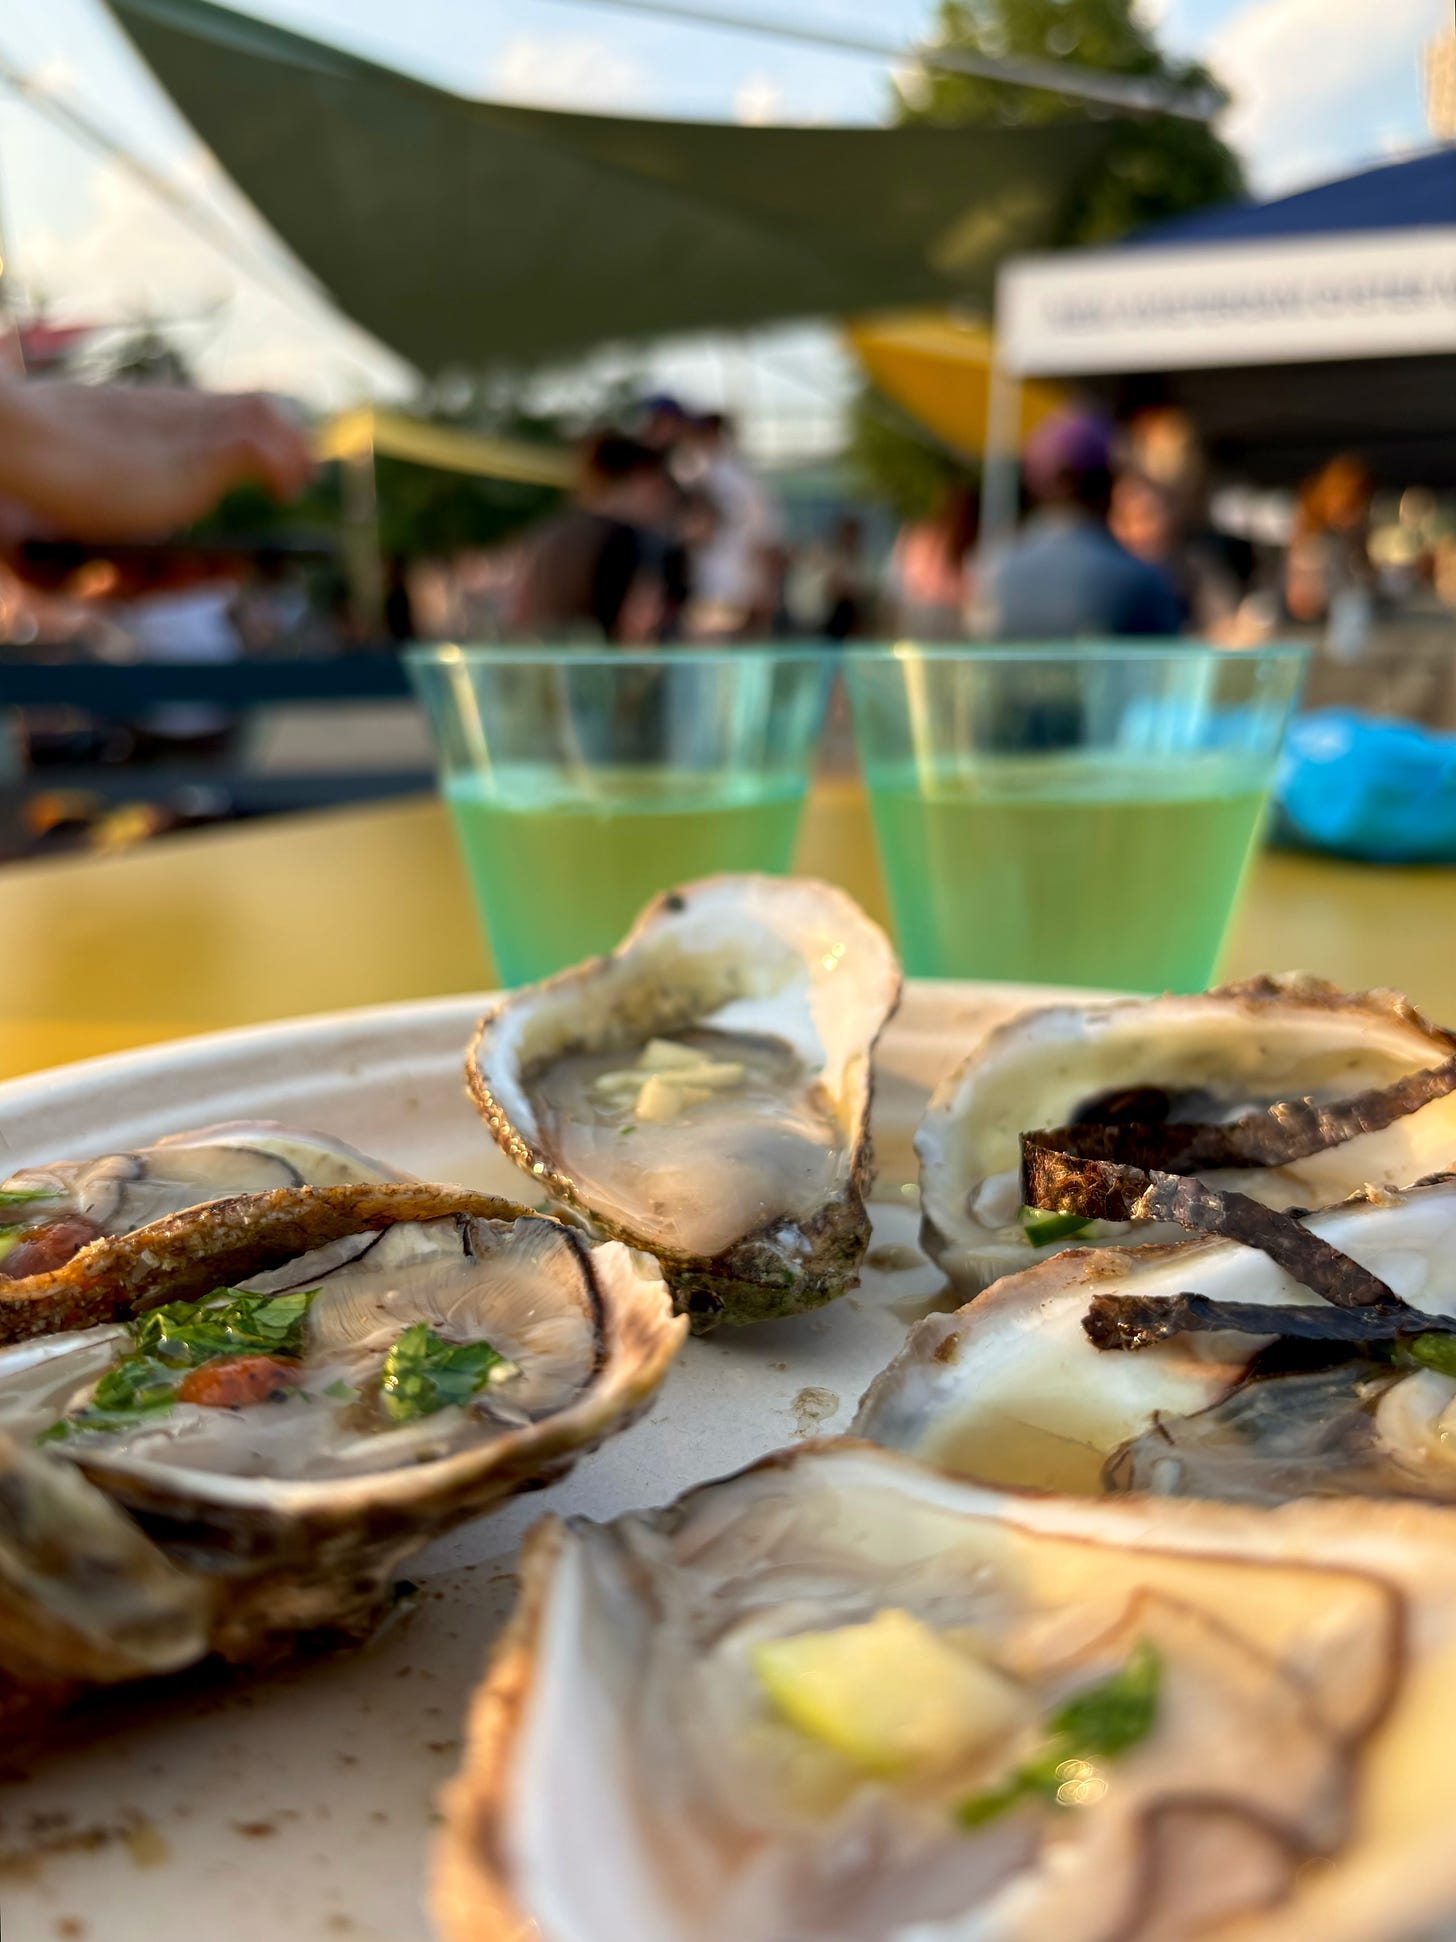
<box><xmin>855</xmin><ymin>1175</ymin><xmax>1456</xmax><ymax>1504</ymax></box>
<box><xmin>0</xmin><ymin>1120</ymin><xmax>403</xmax><ymax>1285</ymax></box>
<box><xmin>918</xmin><ymin>976</ymin><xmax>1456</xmax><ymax>1295</ymax></box>
<box><xmin>468</xmin><ymin>876</ymin><xmax>900</xmax><ymax>1327</ymax></box>
<box><xmin>0</xmin><ymin>1181</ymin><xmax>683</xmax><ymax>1718</ymax></box>
<box><xmin>435</xmin><ymin>1441</ymin><xmax>1456</xmax><ymax>1942</ymax></box>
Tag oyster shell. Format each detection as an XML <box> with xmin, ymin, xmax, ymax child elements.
<box><xmin>0</xmin><ymin>1182</ymin><xmax>683</xmax><ymax>1714</ymax></box>
<box><xmin>0</xmin><ymin>1120</ymin><xmax>403</xmax><ymax>1283</ymax></box>
<box><xmin>435</xmin><ymin>1441</ymin><xmax>1456</xmax><ymax>1942</ymax></box>
<box><xmin>918</xmin><ymin>975</ymin><xmax>1456</xmax><ymax>1296</ymax></box>
<box><xmin>467</xmin><ymin>876</ymin><xmax>900</xmax><ymax>1328</ymax></box>
<box><xmin>855</xmin><ymin>1175</ymin><xmax>1456</xmax><ymax>1504</ymax></box>
<box><xmin>0</xmin><ymin>1432</ymin><xmax>208</xmax><ymax>1727</ymax></box>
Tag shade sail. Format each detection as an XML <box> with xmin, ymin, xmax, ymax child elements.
<box><xmin>846</xmin><ymin>310</ymin><xmax>1063</xmax><ymax>458</ymax></box>
<box><xmin>108</xmin><ymin>0</ymin><xmax>1115</xmax><ymax>373</ymax></box>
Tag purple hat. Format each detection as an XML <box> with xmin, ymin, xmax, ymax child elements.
<box><xmin>1024</xmin><ymin>409</ymin><xmax>1114</xmax><ymax>497</ymax></box>
<box><xmin>639</xmin><ymin>393</ymin><xmax>688</xmax><ymax>420</ymax></box>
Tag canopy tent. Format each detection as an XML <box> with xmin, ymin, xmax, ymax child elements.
<box><xmin>993</xmin><ymin>147</ymin><xmax>1456</xmax><ymax>486</ymax></box>
<box><xmin>108</xmin><ymin>0</ymin><xmax>1117</xmax><ymax>375</ymax></box>
<box><xmin>846</xmin><ymin>311</ymin><xmax>1064</xmax><ymax>459</ymax></box>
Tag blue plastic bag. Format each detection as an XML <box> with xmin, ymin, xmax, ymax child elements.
<box><xmin>1275</xmin><ymin>710</ymin><xmax>1456</xmax><ymax>863</ymax></box>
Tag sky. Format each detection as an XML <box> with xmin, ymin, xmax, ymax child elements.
<box><xmin>0</xmin><ymin>0</ymin><xmax>1447</xmax><ymax>434</ymax></box>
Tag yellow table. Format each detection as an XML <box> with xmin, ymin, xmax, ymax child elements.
<box><xmin>1</xmin><ymin>783</ymin><xmax>1453</xmax><ymax>1083</ymax></box>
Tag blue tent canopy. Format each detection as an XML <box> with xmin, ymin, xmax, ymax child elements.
<box><xmin>1137</xmin><ymin>146</ymin><xmax>1456</xmax><ymax>246</ymax></box>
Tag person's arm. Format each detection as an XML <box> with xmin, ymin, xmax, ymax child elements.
<box><xmin>0</xmin><ymin>380</ymin><xmax>313</xmax><ymax>541</ymax></box>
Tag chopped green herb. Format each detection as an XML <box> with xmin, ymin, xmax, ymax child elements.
<box><xmin>1408</xmin><ymin>1333</ymin><xmax>1456</xmax><ymax>1380</ymax></box>
<box><xmin>92</xmin><ymin>1355</ymin><xmax>182</xmax><ymax>1414</ymax></box>
<box><xmin>1048</xmin><ymin>1639</ymin><xmax>1161</xmax><ymax>1755</ymax></box>
<box><xmin>132</xmin><ymin>1287</ymin><xmax>317</xmax><ymax>1366</ymax></box>
<box><xmin>1020</xmin><ymin>1207</ymin><xmax>1092</xmax><ymax>1249</ymax></box>
<box><xmin>324</xmin><ymin>1378</ymin><xmax>358</xmax><ymax>1403</ymax></box>
<box><xmin>40</xmin><ymin>1356</ymin><xmax>183</xmax><ymax>1442</ymax></box>
<box><xmin>379</xmin><ymin>1323</ymin><xmax>504</xmax><ymax>1424</ymax></box>
<box><xmin>957</xmin><ymin>1770</ymin><xmax>1042</xmax><ymax>1828</ymax></box>
<box><xmin>39</xmin><ymin>1285</ymin><xmax>319</xmax><ymax>1442</ymax></box>
<box><xmin>0</xmin><ymin>1188</ymin><xmax>55</xmax><ymax>1207</ymax></box>
<box><xmin>955</xmin><ymin>1642</ymin><xmax>1160</xmax><ymax>1829</ymax></box>
<box><xmin>40</xmin><ymin>1409</ymin><xmax>172</xmax><ymax>1444</ymax></box>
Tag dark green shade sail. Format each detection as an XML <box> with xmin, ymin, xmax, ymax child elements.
<box><xmin>109</xmin><ymin>0</ymin><xmax>1117</xmax><ymax>372</ymax></box>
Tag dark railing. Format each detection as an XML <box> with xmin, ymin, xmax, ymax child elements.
<box><xmin>0</xmin><ymin>655</ymin><xmax>412</xmax><ymax>709</ymax></box>
<box><xmin>1</xmin><ymin>654</ymin><xmax>431</xmax><ymax>817</ymax></box>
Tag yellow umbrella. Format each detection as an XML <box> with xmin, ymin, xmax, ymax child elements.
<box><xmin>846</xmin><ymin>310</ymin><xmax>1063</xmax><ymax>459</ymax></box>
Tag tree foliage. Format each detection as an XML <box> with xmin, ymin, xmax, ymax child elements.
<box><xmin>851</xmin><ymin>0</ymin><xmax>1245</xmax><ymax>518</ymax></box>
<box><xmin>372</xmin><ymin>454</ymin><xmax>558</xmax><ymax>560</ymax></box>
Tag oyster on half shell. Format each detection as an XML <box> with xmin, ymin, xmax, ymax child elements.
<box><xmin>435</xmin><ymin>1441</ymin><xmax>1456</xmax><ymax>1942</ymax></box>
<box><xmin>856</xmin><ymin>1175</ymin><xmax>1456</xmax><ymax>1506</ymax></box>
<box><xmin>468</xmin><ymin>876</ymin><xmax>900</xmax><ymax>1328</ymax></box>
<box><xmin>918</xmin><ymin>976</ymin><xmax>1456</xmax><ymax>1296</ymax></box>
<box><xmin>0</xmin><ymin>1181</ymin><xmax>683</xmax><ymax>1727</ymax></box>
<box><xmin>0</xmin><ymin>1120</ymin><xmax>403</xmax><ymax>1286</ymax></box>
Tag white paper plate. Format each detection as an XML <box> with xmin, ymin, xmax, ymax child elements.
<box><xmin>0</xmin><ymin>980</ymin><xmax>1059</xmax><ymax>1942</ymax></box>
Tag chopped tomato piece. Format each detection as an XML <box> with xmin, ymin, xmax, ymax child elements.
<box><xmin>0</xmin><ymin>1217</ymin><xmax>104</xmax><ymax>1280</ymax></box>
<box><xmin>177</xmin><ymin>1355</ymin><xmax>301</xmax><ymax>1408</ymax></box>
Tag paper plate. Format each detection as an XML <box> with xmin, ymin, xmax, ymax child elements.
<box><xmin>0</xmin><ymin>980</ymin><xmax>1064</xmax><ymax>1942</ymax></box>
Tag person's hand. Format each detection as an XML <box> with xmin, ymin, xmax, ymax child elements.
<box><xmin>0</xmin><ymin>381</ymin><xmax>315</xmax><ymax>541</ymax></box>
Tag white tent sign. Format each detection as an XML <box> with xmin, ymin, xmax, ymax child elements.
<box><xmin>997</xmin><ymin>226</ymin><xmax>1456</xmax><ymax>377</ymax></box>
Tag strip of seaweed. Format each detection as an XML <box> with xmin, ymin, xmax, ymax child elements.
<box><xmin>1019</xmin><ymin>1060</ymin><xmax>1456</xmax><ymax>1354</ymax></box>
<box><xmin>1030</xmin><ymin>1055</ymin><xmax>1456</xmax><ymax>1175</ymax></box>
<box><xmin>1083</xmin><ymin>1292</ymin><xmax>1453</xmax><ymax>1353</ymax></box>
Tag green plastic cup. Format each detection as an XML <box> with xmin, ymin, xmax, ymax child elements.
<box><xmin>845</xmin><ymin>641</ymin><xmax>1307</xmax><ymax>991</ymax></box>
<box><xmin>407</xmin><ymin>645</ymin><xmax>832</xmax><ymax>986</ymax></box>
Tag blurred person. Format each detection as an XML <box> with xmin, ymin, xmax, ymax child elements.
<box><xmin>637</xmin><ymin>393</ymin><xmax>692</xmax><ymax>456</ymax></box>
<box><xmin>512</xmin><ymin>431</ymin><xmax>676</xmax><ymax>644</ymax></box>
<box><xmin>0</xmin><ymin>380</ymin><xmax>312</xmax><ymax>543</ymax></box>
<box><xmin>820</xmin><ymin>514</ymin><xmax>873</xmax><ymax>642</ymax></box>
<box><xmin>383</xmin><ymin>555</ymin><xmax>417</xmax><ymax>644</ymax></box>
<box><xmin>889</xmin><ymin>485</ymin><xmax>977</xmax><ymax>640</ymax></box>
<box><xmin>1113</xmin><ymin>469</ymin><xmax>1243</xmax><ymax>637</ymax></box>
<box><xmin>759</xmin><ymin>539</ymin><xmax>797</xmax><ymax>639</ymax></box>
<box><xmin>233</xmin><ymin>547</ymin><xmax>313</xmax><ymax>654</ymax></box>
<box><xmin>638</xmin><ymin>398</ymin><xmax>695</xmax><ymax>631</ymax></box>
<box><xmin>1109</xmin><ymin>470</ymin><xmax>1178</xmax><ymax>569</ymax></box>
<box><xmin>983</xmin><ymin>410</ymin><xmax>1184</xmax><ymax>641</ymax></box>
<box><xmin>1285</xmin><ymin>454</ymin><xmax>1375</xmax><ymax>657</ymax></box>
<box><xmin>1123</xmin><ymin>408</ymin><xmax>1204</xmax><ymax>522</ymax></box>
<box><xmin>113</xmin><ymin>549</ymin><xmax>248</xmax><ymax>760</ymax></box>
<box><xmin>638</xmin><ymin>399</ymin><xmax>707</xmax><ymax>640</ymax></box>
<box><xmin>678</xmin><ymin>412</ymin><xmax>780</xmax><ymax>640</ymax></box>
<box><xmin>661</xmin><ymin>485</ymin><xmax>716</xmax><ymax>642</ymax></box>
<box><xmin>1434</xmin><ymin>537</ymin><xmax>1456</xmax><ymax>613</ymax></box>
<box><xmin>1119</xmin><ymin>408</ymin><xmax>1254</xmax><ymax>641</ymax></box>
